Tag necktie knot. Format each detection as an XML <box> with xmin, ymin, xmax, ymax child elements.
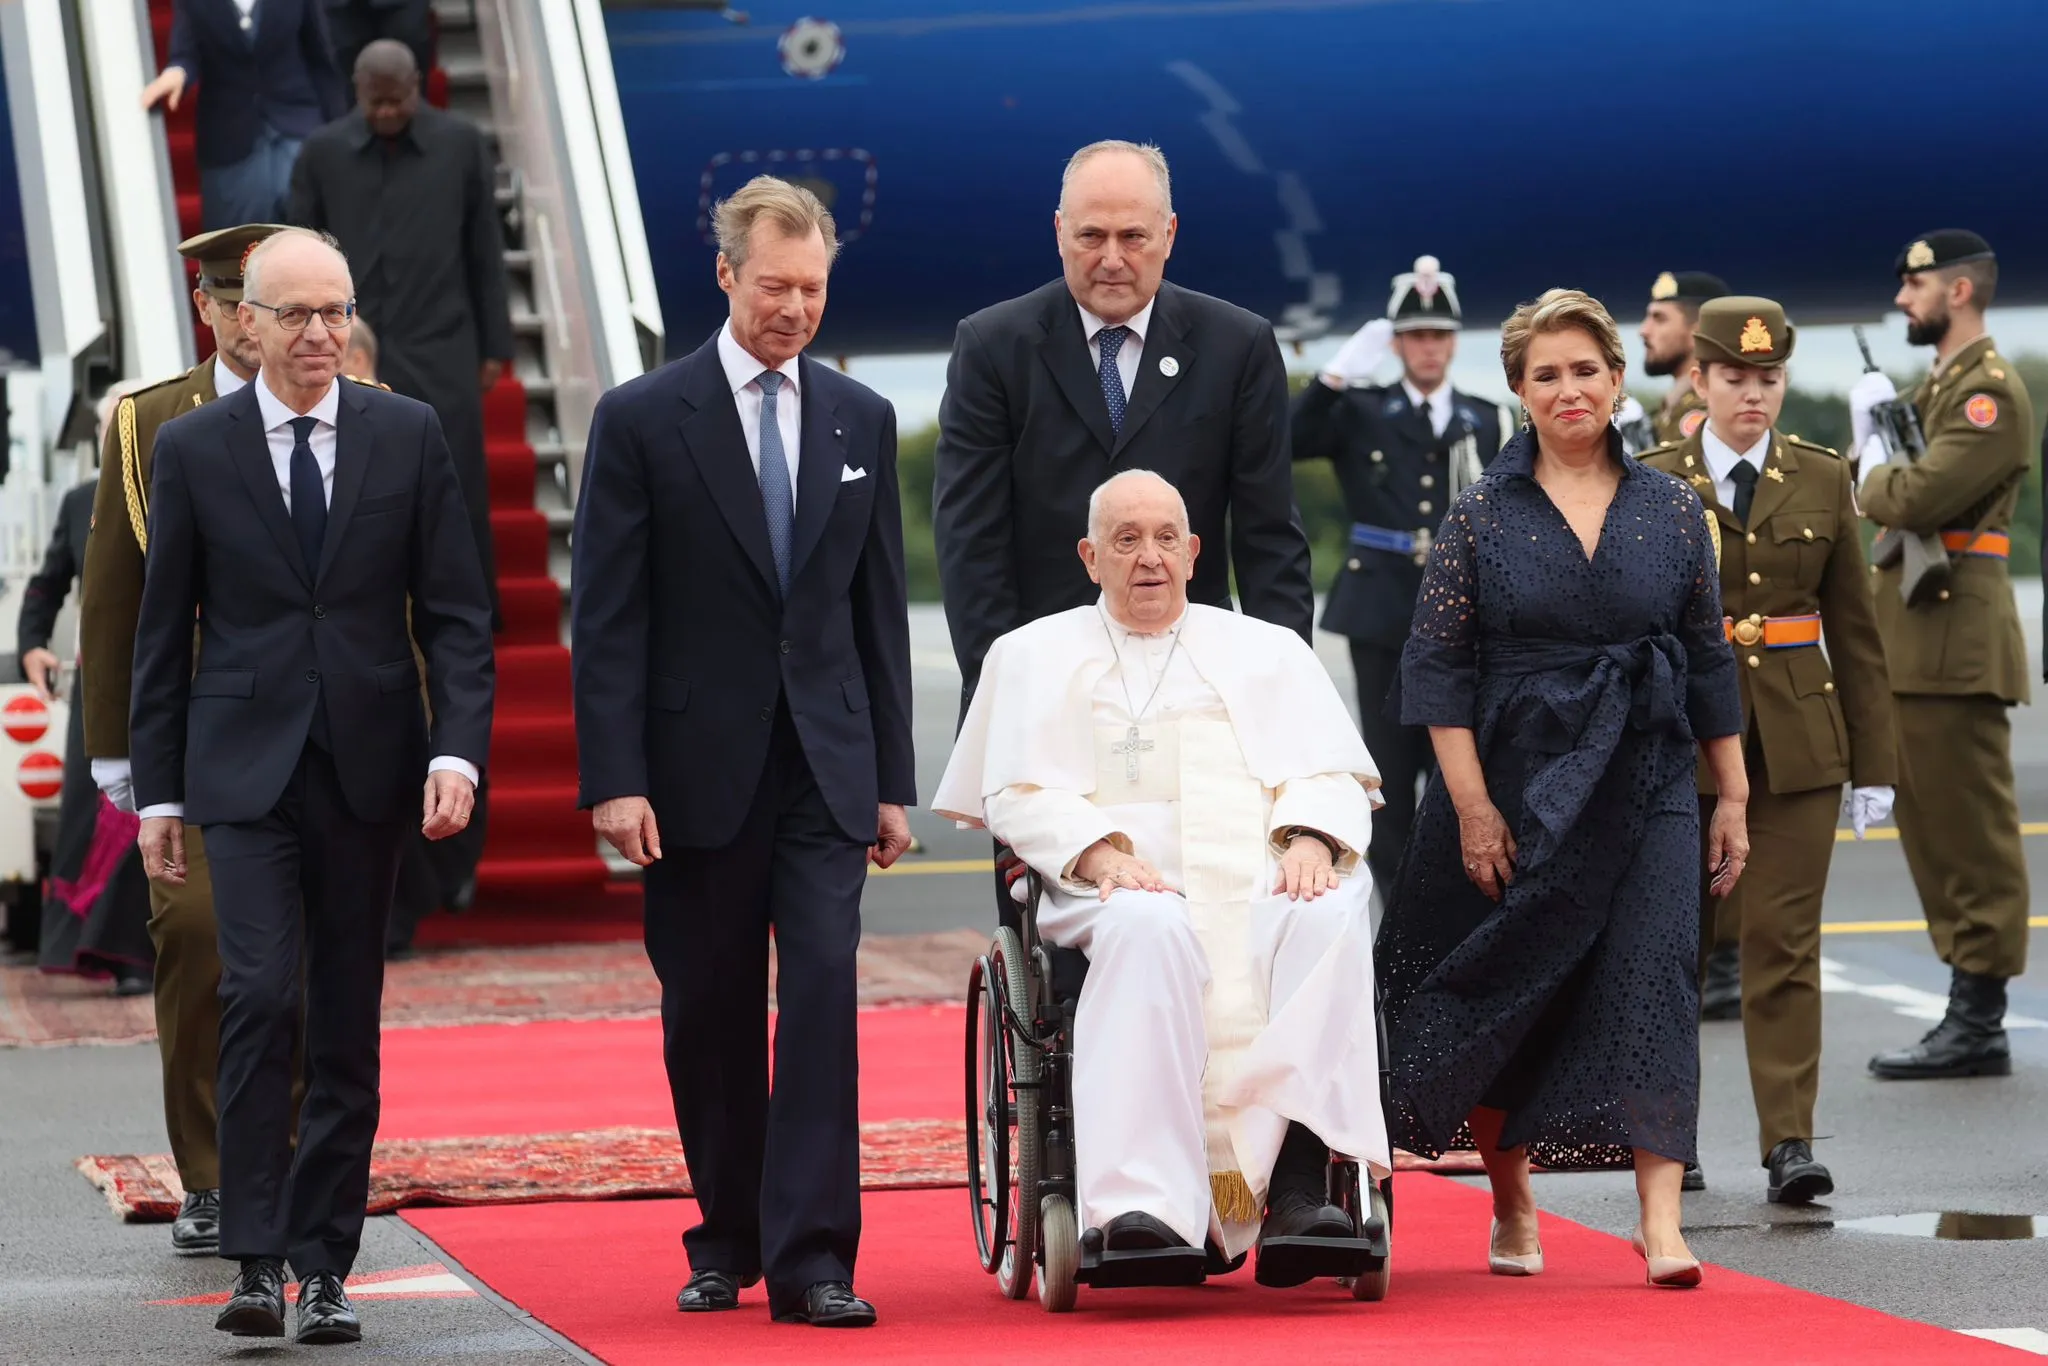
<box><xmin>757</xmin><ymin>370</ymin><xmax>784</xmax><ymax>398</ymax></box>
<box><xmin>289</xmin><ymin>415</ymin><xmax>317</xmax><ymax>443</ymax></box>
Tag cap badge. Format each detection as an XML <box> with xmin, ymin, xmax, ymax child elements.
<box><xmin>1158</xmin><ymin>356</ymin><xmax>1179</xmax><ymax>378</ymax></box>
<box><xmin>1905</xmin><ymin>240</ymin><xmax>1936</xmax><ymax>270</ymax></box>
<box><xmin>1651</xmin><ymin>272</ymin><xmax>1679</xmax><ymax>301</ymax></box>
<box><xmin>1738</xmin><ymin>316</ymin><xmax>1773</xmax><ymax>354</ymax></box>
<box><xmin>239</xmin><ymin>240</ymin><xmax>263</xmax><ymax>276</ymax></box>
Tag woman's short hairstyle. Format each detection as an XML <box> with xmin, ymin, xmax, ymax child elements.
<box><xmin>713</xmin><ymin>174</ymin><xmax>840</xmax><ymax>270</ymax></box>
<box><xmin>1500</xmin><ymin>288</ymin><xmax>1626</xmax><ymax>388</ymax></box>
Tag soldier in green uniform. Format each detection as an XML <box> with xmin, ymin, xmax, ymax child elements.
<box><xmin>78</xmin><ymin>223</ymin><xmax>289</xmax><ymax>1254</ymax></box>
<box><xmin>1643</xmin><ymin>298</ymin><xmax>1897</xmax><ymax>1203</ymax></box>
<box><xmin>1852</xmin><ymin>230</ymin><xmax>2032</xmax><ymax>1080</ymax></box>
<box><xmin>1638</xmin><ymin>270</ymin><xmax>1730</xmax><ymax>445</ymax></box>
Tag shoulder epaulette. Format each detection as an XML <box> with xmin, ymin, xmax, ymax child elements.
<box><xmin>1783</xmin><ymin>434</ymin><xmax>1842</xmax><ymax>460</ymax></box>
<box><xmin>344</xmin><ymin>374</ymin><xmax>392</xmax><ymax>391</ymax></box>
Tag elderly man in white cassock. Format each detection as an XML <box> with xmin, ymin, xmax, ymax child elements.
<box><xmin>934</xmin><ymin>470</ymin><xmax>1392</xmax><ymax>1285</ymax></box>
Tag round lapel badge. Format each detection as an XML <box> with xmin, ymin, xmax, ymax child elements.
<box><xmin>1158</xmin><ymin>356</ymin><xmax>1180</xmax><ymax>378</ymax></box>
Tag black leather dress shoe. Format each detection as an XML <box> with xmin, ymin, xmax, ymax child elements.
<box><xmin>1765</xmin><ymin>1139</ymin><xmax>1834</xmax><ymax>1205</ymax></box>
<box><xmin>215</xmin><ymin>1258</ymin><xmax>286</xmax><ymax>1337</ymax></box>
<box><xmin>1102</xmin><ymin>1211</ymin><xmax>1189</xmax><ymax>1251</ymax></box>
<box><xmin>170</xmin><ymin>1188</ymin><xmax>220</xmax><ymax>1256</ymax></box>
<box><xmin>1682</xmin><ymin>1161</ymin><xmax>1706</xmax><ymax>1192</ymax></box>
<box><xmin>294</xmin><ymin>1270</ymin><xmax>362</xmax><ymax>1345</ymax></box>
<box><xmin>773</xmin><ymin>1281</ymin><xmax>876</xmax><ymax>1327</ymax></box>
<box><xmin>1254</xmin><ymin>1191</ymin><xmax>1358</xmax><ymax>1288</ymax></box>
<box><xmin>676</xmin><ymin>1268</ymin><xmax>759</xmax><ymax>1312</ymax></box>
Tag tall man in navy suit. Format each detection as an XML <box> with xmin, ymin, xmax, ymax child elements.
<box><xmin>571</xmin><ymin>176</ymin><xmax>914</xmax><ymax>1329</ymax></box>
<box><xmin>131</xmin><ymin>229</ymin><xmax>495</xmax><ymax>1345</ymax></box>
<box><xmin>143</xmin><ymin>0</ymin><xmax>347</xmax><ymax>229</ymax></box>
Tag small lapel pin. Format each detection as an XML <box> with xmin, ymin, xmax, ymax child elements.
<box><xmin>1765</xmin><ymin>466</ymin><xmax>1785</xmax><ymax>483</ymax></box>
<box><xmin>834</xmin><ymin>428</ymin><xmax>842</xmax><ymax>438</ymax></box>
<box><xmin>1158</xmin><ymin>356</ymin><xmax>1180</xmax><ymax>378</ymax></box>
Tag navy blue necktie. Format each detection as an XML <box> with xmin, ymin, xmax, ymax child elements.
<box><xmin>755</xmin><ymin>371</ymin><xmax>795</xmax><ymax>595</ymax></box>
<box><xmin>288</xmin><ymin>415</ymin><xmax>326</xmax><ymax>578</ymax></box>
<box><xmin>1728</xmin><ymin>459</ymin><xmax>1760</xmax><ymax>526</ymax></box>
<box><xmin>1095</xmin><ymin>325</ymin><xmax>1130</xmax><ymax>435</ymax></box>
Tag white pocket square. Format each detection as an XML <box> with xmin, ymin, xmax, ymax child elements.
<box><xmin>840</xmin><ymin>465</ymin><xmax>868</xmax><ymax>483</ymax></box>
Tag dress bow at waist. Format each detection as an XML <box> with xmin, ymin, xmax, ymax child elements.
<box><xmin>1476</xmin><ymin>633</ymin><xmax>1689</xmax><ymax>873</ymax></box>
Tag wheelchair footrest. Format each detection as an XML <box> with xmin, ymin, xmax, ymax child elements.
<box><xmin>1077</xmin><ymin>1244</ymin><xmax>1209</xmax><ymax>1289</ymax></box>
<box><xmin>1257</xmin><ymin>1235</ymin><xmax>1382</xmax><ymax>1281</ymax></box>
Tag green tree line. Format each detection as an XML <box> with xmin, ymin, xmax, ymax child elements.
<box><xmin>895</xmin><ymin>356</ymin><xmax>2048</xmax><ymax>603</ymax></box>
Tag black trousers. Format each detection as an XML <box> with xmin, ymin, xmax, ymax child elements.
<box><xmin>207</xmin><ymin>742</ymin><xmax>404</xmax><ymax>1277</ymax></box>
<box><xmin>1351</xmin><ymin>639</ymin><xmax>1432</xmax><ymax>895</ymax></box>
<box><xmin>388</xmin><ymin>779</ymin><xmax>487</xmax><ymax>952</ymax></box>
<box><xmin>642</xmin><ymin>705</ymin><xmax>866</xmax><ymax>1315</ymax></box>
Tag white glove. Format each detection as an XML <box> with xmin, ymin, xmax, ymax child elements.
<box><xmin>1841</xmin><ymin>785</ymin><xmax>1895</xmax><ymax>839</ymax></box>
<box><xmin>1614</xmin><ymin>395</ymin><xmax>1646</xmax><ymax>427</ymax></box>
<box><xmin>1323</xmin><ymin>317</ymin><xmax>1394</xmax><ymax>387</ymax></box>
<box><xmin>90</xmin><ymin>758</ymin><xmax>136</xmax><ymax>814</ymax></box>
<box><xmin>1848</xmin><ymin>371</ymin><xmax>1897</xmax><ymax>453</ymax></box>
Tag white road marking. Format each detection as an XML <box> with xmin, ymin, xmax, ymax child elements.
<box><xmin>1819</xmin><ymin>957</ymin><xmax>2047</xmax><ymax>1030</ymax></box>
<box><xmin>1962</xmin><ymin>1328</ymin><xmax>2048</xmax><ymax>1354</ymax></box>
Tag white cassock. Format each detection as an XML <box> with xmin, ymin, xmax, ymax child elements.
<box><xmin>933</xmin><ymin>601</ymin><xmax>1393</xmax><ymax>1259</ymax></box>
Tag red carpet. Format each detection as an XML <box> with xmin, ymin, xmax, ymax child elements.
<box><xmin>405</xmin><ymin>1180</ymin><xmax>2027</xmax><ymax>1366</ymax></box>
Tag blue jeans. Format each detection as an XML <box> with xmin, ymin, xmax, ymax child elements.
<box><xmin>200</xmin><ymin>121</ymin><xmax>302</xmax><ymax>231</ymax></box>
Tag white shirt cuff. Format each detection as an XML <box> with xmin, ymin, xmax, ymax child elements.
<box><xmin>90</xmin><ymin>758</ymin><xmax>132</xmax><ymax>789</ymax></box>
<box><xmin>429</xmin><ymin>756</ymin><xmax>480</xmax><ymax>786</ymax></box>
<box><xmin>138</xmin><ymin>804</ymin><xmax>184</xmax><ymax>820</ymax></box>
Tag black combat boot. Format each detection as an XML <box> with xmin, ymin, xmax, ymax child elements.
<box><xmin>1700</xmin><ymin>943</ymin><xmax>1742</xmax><ymax>1021</ymax></box>
<box><xmin>1868</xmin><ymin>969</ymin><xmax>2012</xmax><ymax>1080</ymax></box>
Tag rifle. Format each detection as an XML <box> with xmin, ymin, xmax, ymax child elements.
<box><xmin>1854</xmin><ymin>325</ymin><xmax>1949</xmax><ymax>607</ymax></box>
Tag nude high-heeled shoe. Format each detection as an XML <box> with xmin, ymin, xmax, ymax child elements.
<box><xmin>1631</xmin><ymin>1225</ymin><xmax>1702</xmax><ymax>1288</ymax></box>
<box><xmin>1488</xmin><ymin>1218</ymin><xmax>1544</xmax><ymax>1276</ymax></box>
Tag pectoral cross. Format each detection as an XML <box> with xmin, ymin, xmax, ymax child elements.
<box><xmin>1111</xmin><ymin>724</ymin><xmax>1154</xmax><ymax>781</ymax></box>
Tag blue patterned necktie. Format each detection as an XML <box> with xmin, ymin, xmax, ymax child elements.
<box><xmin>1095</xmin><ymin>325</ymin><xmax>1130</xmax><ymax>435</ymax></box>
<box><xmin>756</xmin><ymin>371</ymin><xmax>795</xmax><ymax>594</ymax></box>
<box><xmin>288</xmin><ymin>415</ymin><xmax>326</xmax><ymax>578</ymax></box>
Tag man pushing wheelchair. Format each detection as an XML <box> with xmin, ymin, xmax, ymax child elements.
<box><xmin>936</xmin><ymin>471</ymin><xmax>1393</xmax><ymax>1295</ymax></box>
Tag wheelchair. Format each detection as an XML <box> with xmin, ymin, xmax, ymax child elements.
<box><xmin>966</xmin><ymin>868</ymin><xmax>1394</xmax><ymax>1312</ymax></box>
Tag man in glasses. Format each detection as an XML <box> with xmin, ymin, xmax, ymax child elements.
<box><xmin>129</xmin><ymin>228</ymin><xmax>495</xmax><ymax>1345</ymax></box>
<box><xmin>79</xmin><ymin>223</ymin><xmax>296</xmax><ymax>1259</ymax></box>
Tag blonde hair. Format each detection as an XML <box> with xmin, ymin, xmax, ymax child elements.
<box><xmin>1500</xmin><ymin>288</ymin><xmax>1626</xmax><ymax>388</ymax></box>
<box><xmin>1060</xmin><ymin>140</ymin><xmax>1173</xmax><ymax>217</ymax></box>
<box><xmin>713</xmin><ymin>175</ymin><xmax>840</xmax><ymax>270</ymax></box>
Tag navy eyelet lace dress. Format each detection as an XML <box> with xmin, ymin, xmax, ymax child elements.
<box><xmin>1375</xmin><ymin>428</ymin><xmax>1742</xmax><ymax>1168</ymax></box>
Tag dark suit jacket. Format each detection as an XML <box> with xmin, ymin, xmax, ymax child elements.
<box><xmin>931</xmin><ymin>277</ymin><xmax>1315</xmax><ymax>702</ymax></box>
<box><xmin>129</xmin><ymin>382</ymin><xmax>495</xmax><ymax>826</ymax></box>
<box><xmin>570</xmin><ymin>332</ymin><xmax>915</xmax><ymax>848</ymax></box>
<box><xmin>16</xmin><ymin>482</ymin><xmax>95</xmax><ymax>664</ymax></box>
<box><xmin>169</xmin><ymin>0</ymin><xmax>346</xmax><ymax>168</ymax></box>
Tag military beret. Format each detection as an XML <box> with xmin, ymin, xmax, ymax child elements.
<box><xmin>1693</xmin><ymin>295</ymin><xmax>1795</xmax><ymax>368</ymax></box>
<box><xmin>1649</xmin><ymin>271</ymin><xmax>1729</xmax><ymax>305</ymax></box>
<box><xmin>1388</xmin><ymin>255</ymin><xmax>1461</xmax><ymax>332</ymax></box>
<box><xmin>1896</xmin><ymin>229</ymin><xmax>1994</xmax><ymax>277</ymax></box>
<box><xmin>176</xmin><ymin>223</ymin><xmax>293</xmax><ymax>301</ymax></box>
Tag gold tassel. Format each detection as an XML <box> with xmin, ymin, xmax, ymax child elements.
<box><xmin>1209</xmin><ymin>1170</ymin><xmax>1260</xmax><ymax>1226</ymax></box>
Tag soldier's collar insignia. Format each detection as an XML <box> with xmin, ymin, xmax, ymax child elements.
<box><xmin>1906</xmin><ymin>240</ymin><xmax>1936</xmax><ymax>270</ymax></box>
<box><xmin>1651</xmin><ymin>271</ymin><xmax>1679</xmax><ymax>300</ymax></box>
<box><xmin>1764</xmin><ymin>465</ymin><xmax>1786</xmax><ymax>482</ymax></box>
<box><xmin>1683</xmin><ymin>454</ymin><xmax>1697</xmax><ymax>468</ymax></box>
<box><xmin>1739</xmin><ymin>316</ymin><xmax>1773</xmax><ymax>354</ymax></box>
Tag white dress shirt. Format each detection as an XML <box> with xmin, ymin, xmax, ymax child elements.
<box><xmin>1700</xmin><ymin>424</ymin><xmax>1771</xmax><ymax>511</ymax></box>
<box><xmin>214</xmin><ymin>356</ymin><xmax>250</xmax><ymax>398</ymax></box>
<box><xmin>717</xmin><ymin>321</ymin><xmax>803</xmax><ymax>505</ymax></box>
<box><xmin>1079</xmin><ymin>296</ymin><xmax>1156</xmax><ymax>401</ymax></box>
<box><xmin>1401</xmin><ymin>378</ymin><xmax>1454</xmax><ymax>437</ymax></box>
<box><xmin>134</xmin><ymin>376</ymin><xmax>476</xmax><ymax>821</ymax></box>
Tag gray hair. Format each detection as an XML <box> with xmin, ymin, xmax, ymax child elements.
<box><xmin>1087</xmin><ymin>469</ymin><xmax>1189</xmax><ymax>543</ymax></box>
<box><xmin>1060</xmin><ymin>140</ymin><xmax>1173</xmax><ymax>217</ymax></box>
<box><xmin>241</xmin><ymin>227</ymin><xmax>348</xmax><ymax>305</ymax></box>
<box><xmin>713</xmin><ymin>174</ymin><xmax>840</xmax><ymax>270</ymax></box>
<box><xmin>345</xmin><ymin>313</ymin><xmax>379</xmax><ymax>370</ymax></box>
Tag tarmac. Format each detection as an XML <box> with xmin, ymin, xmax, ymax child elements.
<box><xmin>2</xmin><ymin>597</ymin><xmax>2045</xmax><ymax>1362</ymax></box>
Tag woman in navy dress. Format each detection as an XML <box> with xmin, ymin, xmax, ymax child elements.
<box><xmin>1376</xmin><ymin>289</ymin><xmax>1748</xmax><ymax>1288</ymax></box>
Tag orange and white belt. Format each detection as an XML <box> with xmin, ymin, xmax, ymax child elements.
<box><xmin>1724</xmin><ymin>613</ymin><xmax>1821</xmax><ymax>648</ymax></box>
<box><xmin>1940</xmin><ymin>530</ymin><xmax>2009</xmax><ymax>558</ymax></box>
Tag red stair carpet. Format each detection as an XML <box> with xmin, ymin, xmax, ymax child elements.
<box><xmin>405</xmin><ymin>1179</ymin><xmax>2032</xmax><ymax>1366</ymax></box>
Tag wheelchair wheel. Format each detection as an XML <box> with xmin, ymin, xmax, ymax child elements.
<box><xmin>1349</xmin><ymin>1180</ymin><xmax>1392</xmax><ymax>1302</ymax></box>
<box><xmin>991</xmin><ymin>929</ymin><xmax>1041</xmax><ymax>1299</ymax></box>
<box><xmin>965</xmin><ymin>953</ymin><xmax>1010</xmax><ymax>1275</ymax></box>
<box><xmin>1037</xmin><ymin>1193</ymin><xmax>1079</xmax><ymax>1313</ymax></box>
